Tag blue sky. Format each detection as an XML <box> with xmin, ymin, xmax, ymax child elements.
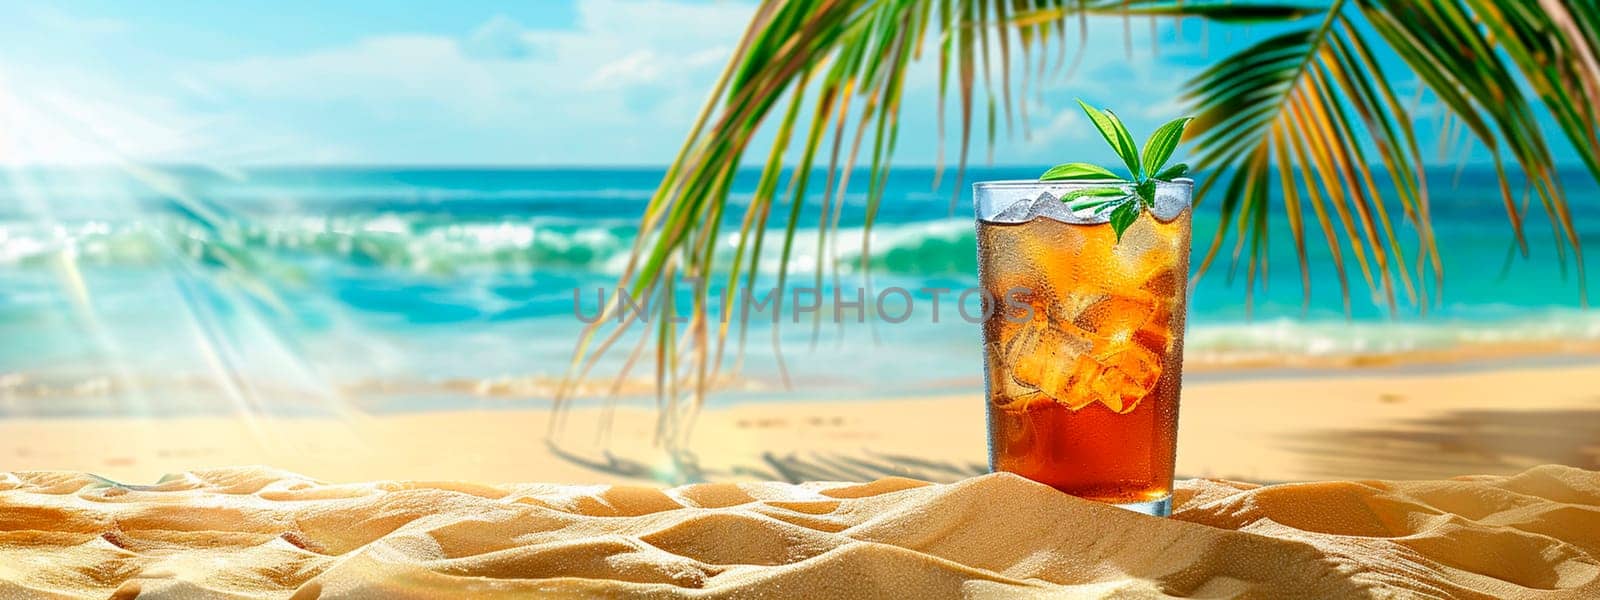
<box><xmin>0</xmin><ymin>1</ymin><xmax>1569</xmax><ymax>167</ymax></box>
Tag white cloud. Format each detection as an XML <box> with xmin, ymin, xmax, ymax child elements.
<box><xmin>0</xmin><ymin>2</ymin><xmax>1252</xmax><ymax>166</ymax></box>
<box><xmin>1025</xmin><ymin>109</ymin><xmax>1087</xmax><ymax>150</ymax></box>
<box><xmin>184</xmin><ymin>0</ymin><xmax>759</xmax><ymax>164</ymax></box>
<box><xmin>585</xmin><ymin>51</ymin><xmax>663</xmax><ymax>89</ymax></box>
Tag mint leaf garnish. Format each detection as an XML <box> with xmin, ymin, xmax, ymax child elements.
<box><xmin>1062</xmin><ymin>186</ymin><xmax>1128</xmax><ymax>203</ymax></box>
<box><xmin>1154</xmin><ymin>163</ymin><xmax>1189</xmax><ymax>180</ymax></box>
<box><xmin>1068</xmin><ymin>196</ymin><xmax>1130</xmax><ymax>214</ymax></box>
<box><xmin>1140</xmin><ymin>117</ymin><xmax>1193</xmax><ymax>178</ymax></box>
<box><xmin>1076</xmin><ymin>100</ymin><xmax>1143</xmax><ymax>179</ymax></box>
<box><xmin>1040</xmin><ymin>162</ymin><xmax>1120</xmax><ymax>181</ymax></box>
<box><xmin>1109</xmin><ymin>201</ymin><xmax>1140</xmax><ymax>241</ymax></box>
<box><xmin>1135</xmin><ymin>180</ymin><xmax>1157</xmax><ymax>207</ymax></box>
<box><xmin>1038</xmin><ymin>100</ymin><xmax>1194</xmax><ymax>243</ymax></box>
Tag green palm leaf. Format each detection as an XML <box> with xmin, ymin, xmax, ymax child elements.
<box><xmin>1187</xmin><ymin>4</ymin><xmax>1430</xmax><ymax>314</ymax></box>
<box><xmin>561</xmin><ymin>0</ymin><xmax>1600</xmax><ymax>448</ymax></box>
<box><xmin>1188</xmin><ymin>0</ymin><xmax>1598</xmax><ymax>316</ymax></box>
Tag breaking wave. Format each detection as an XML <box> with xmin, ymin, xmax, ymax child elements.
<box><xmin>0</xmin><ymin>215</ymin><xmax>981</xmax><ymax>276</ymax></box>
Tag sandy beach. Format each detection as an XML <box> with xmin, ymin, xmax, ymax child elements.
<box><xmin>7</xmin><ymin>363</ymin><xmax>1597</xmax><ymax>599</ymax></box>
<box><xmin>4</xmin><ymin>464</ymin><xmax>1597</xmax><ymax>598</ymax></box>
<box><xmin>4</xmin><ymin>361</ymin><xmax>1597</xmax><ymax>487</ymax></box>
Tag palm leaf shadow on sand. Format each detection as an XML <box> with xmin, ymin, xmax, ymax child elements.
<box><xmin>1281</xmin><ymin>401</ymin><xmax>1600</xmax><ymax>481</ymax></box>
<box><xmin>753</xmin><ymin>450</ymin><xmax>990</xmax><ymax>484</ymax></box>
<box><xmin>546</xmin><ymin>440</ymin><xmax>987</xmax><ymax>485</ymax></box>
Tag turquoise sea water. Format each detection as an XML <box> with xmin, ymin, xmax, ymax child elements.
<box><xmin>1</xmin><ymin>166</ymin><xmax>1597</xmax><ymax>416</ymax></box>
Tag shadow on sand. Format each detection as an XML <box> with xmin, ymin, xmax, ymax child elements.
<box><xmin>1281</xmin><ymin>403</ymin><xmax>1600</xmax><ymax>481</ymax></box>
<box><xmin>548</xmin><ymin>401</ymin><xmax>1600</xmax><ymax>485</ymax></box>
<box><xmin>546</xmin><ymin>440</ymin><xmax>988</xmax><ymax>485</ymax></box>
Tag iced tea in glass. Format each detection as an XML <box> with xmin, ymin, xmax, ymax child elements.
<box><xmin>974</xmin><ymin>179</ymin><xmax>1191</xmax><ymax>516</ymax></box>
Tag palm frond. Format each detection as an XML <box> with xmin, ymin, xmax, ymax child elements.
<box><xmin>556</xmin><ymin>0</ymin><xmax>1307</xmax><ymax>447</ymax></box>
<box><xmin>562</xmin><ymin>0</ymin><xmax>1600</xmax><ymax>448</ymax></box>
<box><xmin>1188</xmin><ymin>0</ymin><xmax>1599</xmax><ymax>316</ymax></box>
<box><xmin>1187</xmin><ymin>2</ymin><xmax>1432</xmax><ymax>315</ymax></box>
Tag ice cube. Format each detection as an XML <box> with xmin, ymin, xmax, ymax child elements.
<box><xmin>989</xmin><ymin>191</ymin><xmax>1078</xmax><ymax>223</ymax></box>
<box><xmin>987</xmin><ymin>341</ymin><xmax>1047</xmax><ymax>407</ymax></box>
<box><xmin>1071</xmin><ymin>295</ymin><xmax>1151</xmax><ymax>336</ymax></box>
<box><xmin>1077</xmin><ymin>292</ymin><xmax>1170</xmax><ymax>413</ymax></box>
<box><xmin>1150</xmin><ymin>182</ymin><xmax>1190</xmax><ymax>221</ymax></box>
<box><xmin>1093</xmin><ymin>346</ymin><xmax>1164</xmax><ymax>413</ymax></box>
<box><xmin>1046</xmin><ymin>291</ymin><xmax>1108</xmax><ymax>326</ymax></box>
<box><xmin>1142</xmin><ymin>268</ymin><xmax>1182</xmax><ymax>297</ymax></box>
<box><xmin>1004</xmin><ymin>320</ymin><xmax>1098</xmax><ymax>410</ymax></box>
<box><xmin>1137</xmin><ymin>314</ymin><xmax>1177</xmax><ymax>356</ymax></box>
<box><xmin>1000</xmin><ymin>287</ymin><xmax>1173</xmax><ymax>414</ymax></box>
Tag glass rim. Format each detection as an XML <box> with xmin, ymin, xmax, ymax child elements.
<box><xmin>972</xmin><ymin>178</ymin><xmax>1194</xmax><ymax>190</ymax></box>
<box><xmin>972</xmin><ymin>177</ymin><xmax>1194</xmax><ymax>223</ymax></box>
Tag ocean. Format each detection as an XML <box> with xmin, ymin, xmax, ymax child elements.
<box><xmin>2</xmin><ymin>166</ymin><xmax>1597</xmax><ymax>417</ymax></box>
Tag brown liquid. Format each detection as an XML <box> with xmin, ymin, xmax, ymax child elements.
<box><xmin>977</xmin><ymin>212</ymin><xmax>1190</xmax><ymax>503</ymax></box>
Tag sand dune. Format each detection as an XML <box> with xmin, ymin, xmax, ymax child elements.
<box><xmin>1</xmin><ymin>465</ymin><xmax>1596</xmax><ymax>598</ymax></box>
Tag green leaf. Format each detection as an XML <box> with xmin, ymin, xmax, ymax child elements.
<box><xmin>1134</xmin><ymin>180</ymin><xmax>1157</xmax><ymax>207</ymax></box>
<box><xmin>1109</xmin><ymin>201</ymin><xmax>1141</xmax><ymax>241</ymax></box>
<box><xmin>1066</xmin><ymin>195</ymin><xmax>1130</xmax><ymax>213</ymax></box>
<box><xmin>1093</xmin><ymin>199</ymin><xmax>1128</xmax><ymax>215</ymax></box>
<box><xmin>1104</xmin><ymin>110</ymin><xmax>1143</xmax><ymax>179</ymax></box>
<box><xmin>1112</xmin><ymin>4</ymin><xmax>1323</xmax><ymax>23</ymax></box>
<box><xmin>1040</xmin><ymin>162</ymin><xmax>1121</xmax><ymax>181</ymax></box>
<box><xmin>1141</xmin><ymin>117</ymin><xmax>1193</xmax><ymax>177</ymax></box>
<box><xmin>1077</xmin><ymin>99</ymin><xmax>1142</xmax><ymax>179</ymax></box>
<box><xmin>1154</xmin><ymin>163</ymin><xmax>1189</xmax><ymax>180</ymax></box>
<box><xmin>1062</xmin><ymin>186</ymin><xmax>1128</xmax><ymax>202</ymax></box>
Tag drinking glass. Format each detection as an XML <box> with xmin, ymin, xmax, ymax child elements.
<box><xmin>974</xmin><ymin>179</ymin><xmax>1192</xmax><ymax>516</ymax></box>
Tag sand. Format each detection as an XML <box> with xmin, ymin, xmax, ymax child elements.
<box><xmin>3</xmin><ymin>362</ymin><xmax>1598</xmax><ymax>486</ymax></box>
<box><xmin>1</xmin><ymin>464</ymin><xmax>1597</xmax><ymax>598</ymax></box>
<box><xmin>3</xmin><ymin>364</ymin><xmax>1599</xmax><ymax>597</ymax></box>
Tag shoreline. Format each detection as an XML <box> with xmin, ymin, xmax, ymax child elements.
<box><xmin>1185</xmin><ymin>338</ymin><xmax>1600</xmax><ymax>375</ymax></box>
